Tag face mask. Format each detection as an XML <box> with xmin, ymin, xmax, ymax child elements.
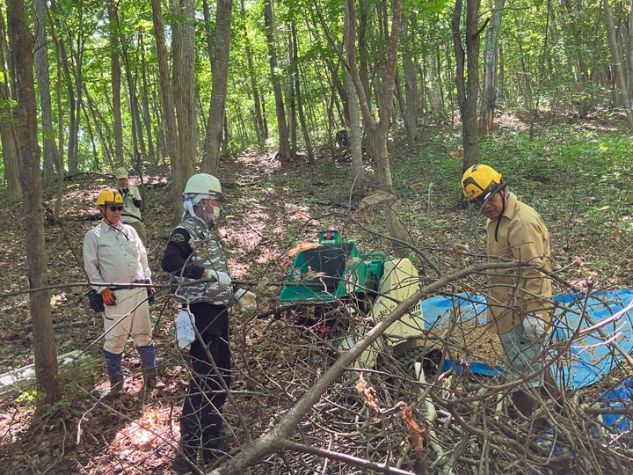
<box><xmin>212</xmin><ymin>206</ymin><xmax>221</xmax><ymax>221</ymax></box>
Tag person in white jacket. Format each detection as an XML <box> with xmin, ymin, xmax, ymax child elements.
<box><xmin>83</xmin><ymin>188</ymin><xmax>157</xmax><ymax>396</ymax></box>
<box><xmin>115</xmin><ymin>167</ymin><xmax>147</xmax><ymax>244</ymax></box>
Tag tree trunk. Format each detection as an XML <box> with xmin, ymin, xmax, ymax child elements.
<box><xmin>263</xmin><ymin>0</ymin><xmax>292</xmax><ymax>162</ymax></box>
<box><xmin>7</xmin><ymin>0</ymin><xmax>61</xmax><ymax>404</ymax></box>
<box><xmin>240</xmin><ymin>0</ymin><xmax>265</xmax><ymax>146</ymax></box>
<box><xmin>479</xmin><ymin>0</ymin><xmax>505</xmax><ymax>135</ymax></box>
<box><xmin>453</xmin><ymin>0</ymin><xmax>482</xmax><ymax>172</ymax></box>
<box><xmin>33</xmin><ymin>0</ymin><xmax>58</xmax><ymax>188</ymax></box>
<box><xmin>603</xmin><ymin>0</ymin><xmax>633</xmax><ymax>130</ymax></box>
<box><xmin>401</xmin><ymin>15</ymin><xmax>420</xmax><ymax>144</ymax></box>
<box><xmin>120</xmin><ymin>33</ymin><xmax>147</xmax><ymax>167</ymax></box>
<box><xmin>291</xmin><ymin>22</ymin><xmax>315</xmax><ymax>164</ymax></box>
<box><xmin>561</xmin><ymin>0</ymin><xmax>591</xmax><ymax>117</ymax></box>
<box><xmin>151</xmin><ymin>0</ymin><xmax>183</xmax><ymax>219</ymax></box>
<box><xmin>345</xmin><ymin>0</ymin><xmax>408</xmax><ymax>248</ymax></box>
<box><xmin>345</xmin><ymin>72</ymin><xmax>364</xmax><ymax>194</ymax></box>
<box><xmin>50</xmin><ymin>2</ymin><xmax>78</xmax><ymax>173</ymax></box>
<box><xmin>201</xmin><ymin>0</ymin><xmax>232</xmax><ymax>174</ymax></box>
<box><xmin>138</xmin><ymin>33</ymin><xmax>156</xmax><ymax>165</ymax></box>
<box><xmin>108</xmin><ymin>0</ymin><xmax>123</xmax><ymax>167</ymax></box>
<box><xmin>287</xmin><ymin>26</ymin><xmax>297</xmax><ymax>158</ymax></box>
<box><xmin>0</xmin><ymin>8</ymin><xmax>21</xmax><ymax>201</ymax></box>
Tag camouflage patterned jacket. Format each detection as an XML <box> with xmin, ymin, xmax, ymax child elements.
<box><xmin>161</xmin><ymin>216</ymin><xmax>232</xmax><ymax>305</ymax></box>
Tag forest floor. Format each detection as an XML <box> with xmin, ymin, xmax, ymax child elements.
<box><xmin>0</xmin><ymin>113</ymin><xmax>632</xmax><ymax>474</ymax></box>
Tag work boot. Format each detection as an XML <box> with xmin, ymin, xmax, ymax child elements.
<box><xmin>172</xmin><ymin>441</ymin><xmax>199</xmax><ymax>474</ymax></box>
<box><xmin>201</xmin><ymin>439</ymin><xmax>231</xmax><ymax>464</ymax></box>
<box><xmin>102</xmin><ymin>350</ymin><xmax>124</xmax><ymax>397</ymax></box>
<box><xmin>108</xmin><ymin>373</ymin><xmax>124</xmax><ymax>396</ymax></box>
<box><xmin>142</xmin><ymin>367</ymin><xmax>157</xmax><ymax>392</ymax></box>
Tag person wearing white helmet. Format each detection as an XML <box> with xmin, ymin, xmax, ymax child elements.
<box><xmin>162</xmin><ymin>173</ymin><xmax>256</xmax><ymax>472</ymax></box>
<box><xmin>83</xmin><ymin>189</ymin><xmax>157</xmax><ymax>397</ymax></box>
<box><xmin>114</xmin><ymin>167</ymin><xmax>147</xmax><ymax>244</ymax></box>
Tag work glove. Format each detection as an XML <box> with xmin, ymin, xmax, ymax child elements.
<box><xmin>101</xmin><ymin>288</ymin><xmax>117</xmax><ymax>306</ymax></box>
<box><xmin>234</xmin><ymin>289</ymin><xmax>257</xmax><ymax>311</ymax></box>
<box><xmin>204</xmin><ymin>269</ymin><xmax>232</xmax><ymax>286</ymax></box>
<box><xmin>132</xmin><ymin>198</ymin><xmax>142</xmax><ymax>209</ymax></box>
<box><xmin>523</xmin><ymin>314</ymin><xmax>546</xmax><ymax>339</ymax></box>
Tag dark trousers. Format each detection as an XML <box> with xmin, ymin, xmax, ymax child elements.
<box><xmin>180</xmin><ymin>303</ymin><xmax>231</xmax><ymax>453</ymax></box>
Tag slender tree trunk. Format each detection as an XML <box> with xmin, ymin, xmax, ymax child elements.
<box><xmin>345</xmin><ymin>0</ymin><xmax>408</xmax><ymax>248</ymax></box>
<box><xmin>479</xmin><ymin>0</ymin><xmax>505</xmax><ymax>135</ymax></box>
<box><xmin>561</xmin><ymin>0</ymin><xmax>591</xmax><ymax>117</ymax></box>
<box><xmin>172</xmin><ymin>0</ymin><xmax>197</xmax><ymax>199</ymax></box>
<box><xmin>151</xmin><ymin>0</ymin><xmax>182</xmax><ymax>219</ymax></box>
<box><xmin>291</xmin><ymin>22</ymin><xmax>315</xmax><ymax>164</ymax></box>
<box><xmin>108</xmin><ymin>0</ymin><xmax>123</xmax><ymax>167</ymax></box>
<box><xmin>83</xmin><ymin>82</ymin><xmax>114</xmax><ymax>170</ymax></box>
<box><xmin>264</xmin><ymin>0</ymin><xmax>291</xmax><ymax>162</ymax></box>
<box><xmin>240</xmin><ymin>0</ymin><xmax>265</xmax><ymax>146</ymax></box>
<box><xmin>401</xmin><ymin>15</ymin><xmax>420</xmax><ymax>144</ymax></box>
<box><xmin>138</xmin><ymin>33</ymin><xmax>156</xmax><ymax>165</ymax></box>
<box><xmin>120</xmin><ymin>34</ymin><xmax>147</xmax><ymax>166</ymax></box>
<box><xmin>0</xmin><ymin>8</ymin><xmax>21</xmax><ymax>201</ymax></box>
<box><xmin>202</xmin><ymin>0</ymin><xmax>232</xmax><ymax>173</ymax></box>
<box><xmin>345</xmin><ymin>71</ymin><xmax>363</xmax><ymax>194</ymax></box>
<box><xmin>453</xmin><ymin>0</ymin><xmax>482</xmax><ymax>172</ymax></box>
<box><xmin>287</xmin><ymin>26</ymin><xmax>297</xmax><ymax>158</ymax></box>
<box><xmin>7</xmin><ymin>0</ymin><xmax>61</xmax><ymax>404</ymax></box>
<box><xmin>603</xmin><ymin>0</ymin><xmax>633</xmax><ymax>130</ymax></box>
<box><xmin>33</xmin><ymin>0</ymin><xmax>58</xmax><ymax>188</ymax></box>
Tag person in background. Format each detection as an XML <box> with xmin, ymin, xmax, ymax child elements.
<box><xmin>115</xmin><ymin>167</ymin><xmax>147</xmax><ymax>244</ymax></box>
<box><xmin>162</xmin><ymin>173</ymin><xmax>256</xmax><ymax>473</ymax></box>
<box><xmin>83</xmin><ymin>188</ymin><xmax>157</xmax><ymax>396</ymax></box>
<box><xmin>461</xmin><ymin>164</ymin><xmax>557</xmax><ymax>418</ymax></box>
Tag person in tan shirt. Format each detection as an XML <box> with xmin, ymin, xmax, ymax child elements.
<box><xmin>462</xmin><ymin>164</ymin><xmax>555</xmax><ymax>416</ymax></box>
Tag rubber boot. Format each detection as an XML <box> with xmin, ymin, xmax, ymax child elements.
<box><xmin>137</xmin><ymin>345</ymin><xmax>157</xmax><ymax>392</ymax></box>
<box><xmin>172</xmin><ymin>420</ymin><xmax>199</xmax><ymax>474</ymax></box>
<box><xmin>103</xmin><ymin>350</ymin><xmax>124</xmax><ymax>396</ymax></box>
<box><xmin>202</xmin><ymin>419</ymin><xmax>230</xmax><ymax>464</ymax></box>
<box><xmin>109</xmin><ymin>373</ymin><xmax>124</xmax><ymax>396</ymax></box>
<box><xmin>201</xmin><ymin>438</ymin><xmax>231</xmax><ymax>465</ymax></box>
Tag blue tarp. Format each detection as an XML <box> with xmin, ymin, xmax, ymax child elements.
<box><xmin>421</xmin><ymin>289</ymin><xmax>633</xmax><ymax>390</ymax></box>
<box><xmin>421</xmin><ymin>289</ymin><xmax>633</xmax><ymax>440</ymax></box>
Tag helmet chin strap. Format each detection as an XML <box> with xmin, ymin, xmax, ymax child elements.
<box><xmin>494</xmin><ymin>188</ymin><xmax>508</xmax><ymax>242</ymax></box>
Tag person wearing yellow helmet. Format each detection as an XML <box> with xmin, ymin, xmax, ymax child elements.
<box><xmin>461</xmin><ymin>164</ymin><xmax>556</xmax><ymax>417</ymax></box>
<box><xmin>114</xmin><ymin>167</ymin><xmax>147</xmax><ymax>244</ymax></box>
<box><xmin>83</xmin><ymin>188</ymin><xmax>157</xmax><ymax>397</ymax></box>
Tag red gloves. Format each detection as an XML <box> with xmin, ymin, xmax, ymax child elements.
<box><xmin>101</xmin><ymin>288</ymin><xmax>117</xmax><ymax>306</ymax></box>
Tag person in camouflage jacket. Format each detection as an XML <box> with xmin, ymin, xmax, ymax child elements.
<box><xmin>162</xmin><ymin>173</ymin><xmax>255</xmax><ymax>473</ymax></box>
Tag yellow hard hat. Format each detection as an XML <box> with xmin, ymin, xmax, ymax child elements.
<box><xmin>96</xmin><ymin>189</ymin><xmax>124</xmax><ymax>206</ymax></box>
<box><xmin>115</xmin><ymin>167</ymin><xmax>129</xmax><ymax>179</ymax></box>
<box><xmin>461</xmin><ymin>164</ymin><xmax>504</xmax><ymax>204</ymax></box>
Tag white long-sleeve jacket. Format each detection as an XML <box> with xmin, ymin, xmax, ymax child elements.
<box><xmin>83</xmin><ymin>220</ymin><xmax>151</xmax><ymax>292</ymax></box>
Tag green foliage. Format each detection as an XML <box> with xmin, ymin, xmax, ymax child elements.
<box><xmin>16</xmin><ymin>387</ymin><xmax>44</xmax><ymax>406</ymax></box>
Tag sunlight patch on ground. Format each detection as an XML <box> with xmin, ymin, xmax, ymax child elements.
<box><xmin>110</xmin><ymin>407</ymin><xmax>174</xmax><ymax>457</ymax></box>
<box><xmin>284</xmin><ymin>203</ymin><xmax>313</xmax><ymax>222</ymax></box>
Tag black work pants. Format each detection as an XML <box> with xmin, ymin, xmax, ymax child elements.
<box><xmin>180</xmin><ymin>303</ymin><xmax>231</xmax><ymax>452</ymax></box>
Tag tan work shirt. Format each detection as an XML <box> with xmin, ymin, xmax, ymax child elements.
<box><xmin>485</xmin><ymin>192</ymin><xmax>552</xmax><ymax>335</ymax></box>
<box><xmin>83</xmin><ymin>221</ymin><xmax>151</xmax><ymax>292</ymax></box>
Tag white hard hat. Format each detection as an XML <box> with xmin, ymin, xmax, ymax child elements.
<box><xmin>115</xmin><ymin>167</ymin><xmax>129</xmax><ymax>179</ymax></box>
<box><xmin>183</xmin><ymin>173</ymin><xmax>223</xmax><ymax>199</ymax></box>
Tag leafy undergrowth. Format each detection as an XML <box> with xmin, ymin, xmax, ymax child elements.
<box><xmin>0</xmin><ymin>115</ymin><xmax>632</xmax><ymax>473</ymax></box>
